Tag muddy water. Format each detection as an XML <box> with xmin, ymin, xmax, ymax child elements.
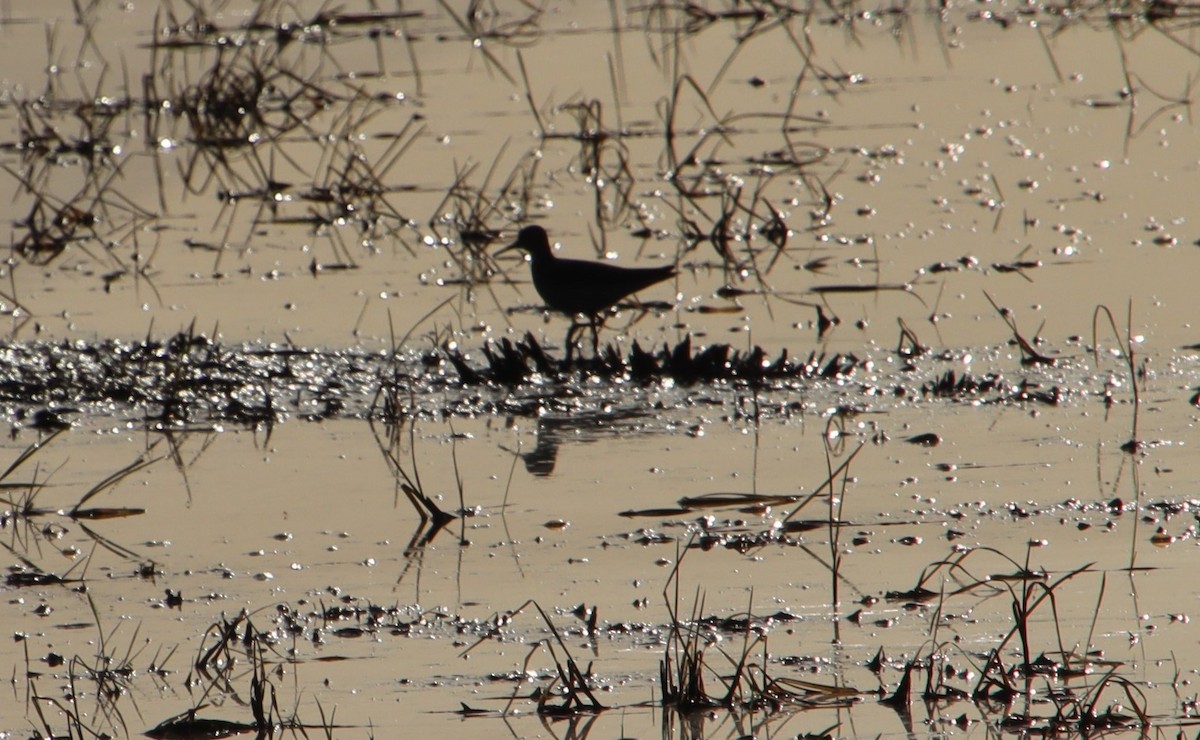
<box><xmin>3</xmin><ymin>1</ymin><xmax>1200</xmax><ymax>738</ymax></box>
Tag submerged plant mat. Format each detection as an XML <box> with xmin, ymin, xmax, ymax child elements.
<box><xmin>3</xmin><ymin>1</ymin><xmax>1200</xmax><ymax>738</ymax></box>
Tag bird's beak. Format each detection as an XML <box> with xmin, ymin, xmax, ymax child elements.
<box><xmin>495</xmin><ymin>237</ymin><xmax>521</xmax><ymax>257</ymax></box>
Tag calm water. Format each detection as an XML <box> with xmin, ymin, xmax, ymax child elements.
<box><xmin>2</xmin><ymin>1</ymin><xmax>1200</xmax><ymax>737</ymax></box>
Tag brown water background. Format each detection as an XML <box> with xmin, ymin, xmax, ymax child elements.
<box><xmin>2</xmin><ymin>1</ymin><xmax>1200</xmax><ymax>737</ymax></box>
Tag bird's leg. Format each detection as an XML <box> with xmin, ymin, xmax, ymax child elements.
<box><xmin>562</xmin><ymin>315</ymin><xmax>606</xmax><ymax>364</ymax></box>
<box><xmin>563</xmin><ymin>321</ymin><xmax>584</xmax><ymax>364</ymax></box>
<box><xmin>588</xmin><ymin>314</ymin><xmax>602</xmax><ymax>357</ymax></box>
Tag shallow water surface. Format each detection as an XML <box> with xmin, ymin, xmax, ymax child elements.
<box><xmin>2</xmin><ymin>1</ymin><xmax>1200</xmax><ymax>737</ymax></box>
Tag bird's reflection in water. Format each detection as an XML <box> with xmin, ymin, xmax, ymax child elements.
<box><xmin>521</xmin><ymin>420</ymin><xmax>561</xmax><ymax>476</ymax></box>
<box><xmin>518</xmin><ymin>412</ymin><xmax>649</xmax><ymax>476</ymax></box>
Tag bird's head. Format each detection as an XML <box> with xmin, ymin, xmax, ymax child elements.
<box><xmin>497</xmin><ymin>225</ymin><xmax>554</xmax><ymax>261</ymax></box>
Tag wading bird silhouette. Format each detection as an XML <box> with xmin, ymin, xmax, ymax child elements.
<box><xmin>499</xmin><ymin>225</ymin><xmax>676</xmax><ymax>360</ymax></box>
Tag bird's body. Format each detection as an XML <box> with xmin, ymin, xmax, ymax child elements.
<box><xmin>528</xmin><ymin>252</ymin><xmax>676</xmax><ymax>318</ymax></box>
<box><xmin>500</xmin><ymin>225</ymin><xmax>676</xmax><ymax>358</ymax></box>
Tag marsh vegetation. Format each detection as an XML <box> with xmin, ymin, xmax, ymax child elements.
<box><xmin>3</xmin><ymin>0</ymin><xmax>1200</xmax><ymax>737</ymax></box>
